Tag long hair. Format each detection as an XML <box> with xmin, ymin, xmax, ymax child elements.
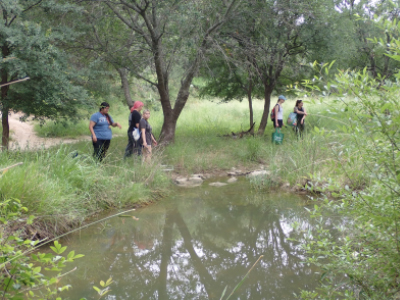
<box><xmin>295</xmin><ymin>100</ymin><xmax>303</xmax><ymax>108</ymax></box>
<box><xmin>99</xmin><ymin>102</ymin><xmax>112</xmax><ymax>124</ymax></box>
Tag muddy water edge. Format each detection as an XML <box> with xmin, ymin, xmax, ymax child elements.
<box><xmin>44</xmin><ymin>177</ymin><xmax>342</xmax><ymax>300</ymax></box>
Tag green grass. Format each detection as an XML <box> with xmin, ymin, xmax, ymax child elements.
<box><xmin>1</xmin><ymin>95</ymin><xmax>370</xmax><ymax>236</ymax></box>
<box><xmin>0</xmin><ymin>144</ymin><xmax>170</xmax><ymax>236</ymax></box>
<box><xmin>34</xmin><ymin>100</ymin><xmax>131</xmax><ymax>138</ymax></box>
<box><xmin>37</xmin><ymin>96</ymin><xmax>365</xmax><ymax>187</ymax></box>
<box><xmin>34</xmin><ymin>120</ymin><xmax>89</xmax><ymax>138</ymax></box>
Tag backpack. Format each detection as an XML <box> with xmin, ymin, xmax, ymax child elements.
<box><xmin>287</xmin><ymin>112</ymin><xmax>297</xmax><ymax>126</ymax></box>
<box><xmin>270</xmin><ymin>104</ymin><xmax>279</xmax><ymax>120</ymax></box>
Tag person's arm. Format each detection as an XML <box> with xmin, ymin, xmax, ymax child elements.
<box><xmin>295</xmin><ymin>107</ymin><xmax>306</xmax><ymax>115</ymax></box>
<box><xmin>151</xmin><ymin>134</ymin><xmax>158</xmax><ymax>146</ymax></box>
<box><xmin>301</xmin><ymin>108</ymin><xmax>306</xmax><ymax>124</ymax></box>
<box><xmin>111</xmin><ymin>122</ymin><xmax>122</xmax><ymax>129</ymax></box>
<box><xmin>141</xmin><ymin>128</ymin><xmax>149</xmax><ymax>148</ymax></box>
<box><xmin>275</xmin><ymin>105</ymin><xmax>279</xmax><ymax>126</ymax></box>
<box><xmin>135</xmin><ymin>123</ymin><xmax>140</xmax><ymax>128</ymax></box>
<box><xmin>89</xmin><ymin>121</ymin><xmax>97</xmax><ymax>142</ymax></box>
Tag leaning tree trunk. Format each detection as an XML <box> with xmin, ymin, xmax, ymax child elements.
<box><xmin>257</xmin><ymin>83</ymin><xmax>273</xmax><ymax>135</ymax></box>
<box><xmin>1</xmin><ymin>106</ymin><xmax>9</xmax><ymax>151</ymax></box>
<box><xmin>117</xmin><ymin>67</ymin><xmax>134</xmax><ymax>108</ymax></box>
<box><xmin>158</xmin><ymin>88</ymin><xmax>190</xmax><ymax>144</ymax></box>
<box><xmin>1</xmin><ymin>64</ymin><xmax>9</xmax><ymax>150</ymax></box>
<box><xmin>158</xmin><ymin>48</ymin><xmax>196</xmax><ymax>144</ymax></box>
<box><xmin>247</xmin><ymin>78</ymin><xmax>254</xmax><ymax>133</ymax></box>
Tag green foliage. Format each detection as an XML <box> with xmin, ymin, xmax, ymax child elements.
<box><xmin>295</xmin><ymin>21</ymin><xmax>400</xmax><ymax>299</ymax></box>
<box><xmin>241</xmin><ymin>137</ymin><xmax>264</xmax><ymax>163</ymax></box>
<box><xmin>93</xmin><ymin>277</ymin><xmax>113</xmax><ymax>300</ymax></box>
<box><xmin>0</xmin><ymin>198</ymin><xmax>83</xmax><ymax>300</ymax></box>
<box><xmin>199</xmin><ymin>58</ymin><xmax>262</xmax><ymax>102</ymax></box>
<box><xmin>0</xmin><ymin>145</ymin><xmax>170</xmax><ymax>236</ymax></box>
<box><xmin>0</xmin><ymin>0</ymin><xmax>92</xmax><ymax>118</ymax></box>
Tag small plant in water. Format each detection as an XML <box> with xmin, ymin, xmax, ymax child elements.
<box><xmin>93</xmin><ymin>277</ymin><xmax>113</xmax><ymax>299</ymax></box>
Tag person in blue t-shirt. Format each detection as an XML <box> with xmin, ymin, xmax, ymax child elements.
<box><xmin>89</xmin><ymin>102</ymin><xmax>121</xmax><ymax>161</ymax></box>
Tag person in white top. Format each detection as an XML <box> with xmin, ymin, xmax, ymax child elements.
<box><xmin>272</xmin><ymin>95</ymin><xmax>286</xmax><ymax>128</ymax></box>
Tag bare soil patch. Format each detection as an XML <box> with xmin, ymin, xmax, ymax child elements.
<box><xmin>8</xmin><ymin>112</ymin><xmax>90</xmax><ymax>149</ymax></box>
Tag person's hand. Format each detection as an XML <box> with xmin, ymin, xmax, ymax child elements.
<box><xmin>305</xmin><ymin>113</ymin><xmax>308</xmax><ymax>116</ymax></box>
<box><xmin>153</xmin><ymin>141</ymin><xmax>158</xmax><ymax>147</ymax></box>
<box><xmin>92</xmin><ymin>135</ymin><xmax>97</xmax><ymax>143</ymax></box>
<box><xmin>301</xmin><ymin>120</ymin><xmax>304</xmax><ymax>125</ymax></box>
<box><xmin>117</xmin><ymin>123</ymin><xmax>122</xmax><ymax>129</ymax></box>
<box><xmin>275</xmin><ymin>122</ymin><xmax>278</xmax><ymax>127</ymax></box>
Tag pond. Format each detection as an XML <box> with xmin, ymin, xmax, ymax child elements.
<box><xmin>55</xmin><ymin>178</ymin><xmax>338</xmax><ymax>300</ymax></box>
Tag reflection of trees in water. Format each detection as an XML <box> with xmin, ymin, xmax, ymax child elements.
<box><xmin>62</xmin><ymin>193</ymin><xmax>332</xmax><ymax>299</ymax></box>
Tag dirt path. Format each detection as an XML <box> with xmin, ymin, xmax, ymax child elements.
<box><xmin>8</xmin><ymin>112</ymin><xmax>90</xmax><ymax>149</ymax></box>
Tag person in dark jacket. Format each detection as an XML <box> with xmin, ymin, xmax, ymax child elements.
<box><xmin>124</xmin><ymin>101</ymin><xmax>144</xmax><ymax>158</ymax></box>
<box><xmin>294</xmin><ymin>100</ymin><xmax>307</xmax><ymax>137</ymax></box>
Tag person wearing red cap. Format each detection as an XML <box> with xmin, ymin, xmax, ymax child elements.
<box><xmin>124</xmin><ymin>101</ymin><xmax>144</xmax><ymax>158</ymax></box>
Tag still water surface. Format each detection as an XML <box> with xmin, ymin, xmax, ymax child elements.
<box><xmin>57</xmin><ymin>179</ymin><xmax>336</xmax><ymax>300</ymax></box>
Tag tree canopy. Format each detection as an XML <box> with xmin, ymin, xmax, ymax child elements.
<box><xmin>0</xmin><ymin>0</ymin><xmax>91</xmax><ymax>149</ymax></box>
<box><xmin>1</xmin><ymin>0</ymin><xmax>399</xmax><ymax>148</ymax></box>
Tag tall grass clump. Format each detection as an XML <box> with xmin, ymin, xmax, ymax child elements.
<box><xmin>238</xmin><ymin>137</ymin><xmax>266</xmax><ymax>163</ymax></box>
<box><xmin>0</xmin><ymin>144</ymin><xmax>170</xmax><ymax>236</ymax></box>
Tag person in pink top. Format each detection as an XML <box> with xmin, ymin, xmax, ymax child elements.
<box><xmin>124</xmin><ymin>101</ymin><xmax>144</xmax><ymax>158</ymax></box>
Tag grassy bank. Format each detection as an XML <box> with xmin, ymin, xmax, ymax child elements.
<box><xmin>44</xmin><ymin>96</ymin><xmax>368</xmax><ymax>189</ymax></box>
<box><xmin>1</xmin><ymin>96</ymin><xmax>367</xmax><ymax>237</ymax></box>
<box><xmin>0</xmin><ymin>146</ymin><xmax>170</xmax><ymax>237</ymax></box>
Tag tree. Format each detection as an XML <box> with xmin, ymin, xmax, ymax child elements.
<box><xmin>337</xmin><ymin>0</ymin><xmax>400</xmax><ymax>80</ymax></box>
<box><xmin>225</xmin><ymin>0</ymin><xmax>330</xmax><ymax>135</ymax></box>
<box><xmin>199</xmin><ymin>56</ymin><xmax>262</xmax><ymax>132</ymax></box>
<box><xmin>65</xmin><ymin>3</ymin><xmax>153</xmax><ymax>108</ymax></box>
<box><xmin>103</xmin><ymin>0</ymin><xmax>241</xmax><ymax>143</ymax></box>
<box><xmin>0</xmin><ymin>0</ymin><xmax>90</xmax><ymax>150</ymax></box>
<box><xmin>298</xmin><ymin>42</ymin><xmax>400</xmax><ymax>299</ymax></box>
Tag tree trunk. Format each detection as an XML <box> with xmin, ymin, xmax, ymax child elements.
<box><xmin>247</xmin><ymin>78</ymin><xmax>254</xmax><ymax>133</ymax></box>
<box><xmin>159</xmin><ymin>113</ymin><xmax>178</xmax><ymax>144</ymax></box>
<box><xmin>257</xmin><ymin>83</ymin><xmax>273</xmax><ymax>135</ymax></box>
<box><xmin>1</xmin><ymin>48</ymin><xmax>9</xmax><ymax>150</ymax></box>
<box><xmin>117</xmin><ymin>67</ymin><xmax>134</xmax><ymax>108</ymax></box>
<box><xmin>158</xmin><ymin>46</ymin><xmax>196</xmax><ymax>144</ymax></box>
<box><xmin>1</xmin><ymin>106</ymin><xmax>9</xmax><ymax>151</ymax></box>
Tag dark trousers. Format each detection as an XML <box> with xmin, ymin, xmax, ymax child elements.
<box><xmin>273</xmin><ymin>119</ymin><xmax>283</xmax><ymax>128</ymax></box>
<box><xmin>93</xmin><ymin>139</ymin><xmax>111</xmax><ymax>162</ymax></box>
<box><xmin>296</xmin><ymin>123</ymin><xmax>305</xmax><ymax>138</ymax></box>
<box><xmin>124</xmin><ymin>131</ymin><xmax>142</xmax><ymax>158</ymax></box>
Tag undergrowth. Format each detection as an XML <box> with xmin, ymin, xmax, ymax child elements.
<box><xmin>1</xmin><ymin>96</ymin><xmax>371</xmax><ymax>237</ymax></box>
<box><xmin>0</xmin><ymin>145</ymin><xmax>170</xmax><ymax>237</ymax></box>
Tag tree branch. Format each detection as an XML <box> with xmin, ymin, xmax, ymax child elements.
<box><xmin>22</xmin><ymin>0</ymin><xmax>44</xmax><ymax>13</ymax></box>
